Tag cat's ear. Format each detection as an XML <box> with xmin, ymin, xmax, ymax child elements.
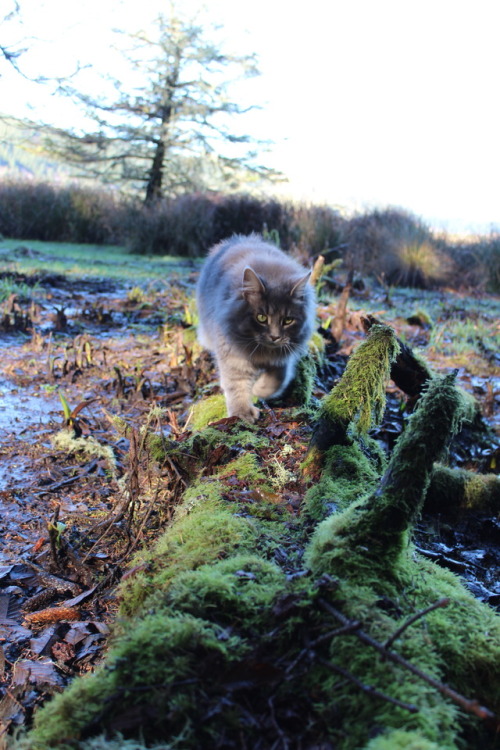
<box><xmin>242</xmin><ymin>267</ymin><xmax>265</xmax><ymax>299</ymax></box>
<box><xmin>290</xmin><ymin>272</ymin><xmax>311</xmax><ymax>298</ymax></box>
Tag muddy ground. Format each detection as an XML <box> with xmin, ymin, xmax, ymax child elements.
<box><xmin>0</xmin><ymin>261</ymin><xmax>499</xmax><ymax>741</ymax></box>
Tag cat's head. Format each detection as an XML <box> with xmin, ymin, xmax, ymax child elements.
<box><xmin>233</xmin><ymin>266</ymin><xmax>313</xmax><ymax>355</ymax></box>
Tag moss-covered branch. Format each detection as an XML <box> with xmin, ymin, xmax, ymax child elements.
<box><xmin>362</xmin><ymin>313</ymin><xmax>433</xmax><ymax>403</ymax></box>
<box><xmin>304</xmin><ymin>324</ymin><xmax>399</xmax><ymax>477</ymax></box>
<box><xmin>425</xmin><ymin>463</ymin><xmax>500</xmax><ymax>515</ymax></box>
<box><xmin>306</xmin><ymin>373</ymin><xmax>466</xmax><ymax>576</ymax></box>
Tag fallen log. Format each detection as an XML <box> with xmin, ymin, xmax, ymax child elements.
<box><xmin>20</xmin><ymin>324</ymin><xmax>500</xmax><ymax>750</ymax></box>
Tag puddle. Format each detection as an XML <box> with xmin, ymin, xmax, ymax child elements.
<box><xmin>0</xmin><ymin>379</ymin><xmax>60</xmax><ymax>440</ymax></box>
<box><xmin>0</xmin><ymin>379</ymin><xmax>61</xmax><ymax>491</ymax></box>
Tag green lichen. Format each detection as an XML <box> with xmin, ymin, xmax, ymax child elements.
<box><xmin>51</xmin><ymin>430</ymin><xmax>117</xmax><ymax>478</ymax></box>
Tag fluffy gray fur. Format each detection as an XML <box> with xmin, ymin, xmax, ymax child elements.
<box><xmin>196</xmin><ymin>234</ymin><xmax>316</xmax><ymax>423</ymax></box>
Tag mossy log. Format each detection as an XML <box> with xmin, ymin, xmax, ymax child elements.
<box><xmin>20</xmin><ymin>325</ymin><xmax>500</xmax><ymax>750</ymax></box>
<box><xmin>304</xmin><ymin>324</ymin><xmax>400</xmax><ymax>471</ymax></box>
<box><xmin>306</xmin><ymin>372</ymin><xmax>467</xmax><ymax>575</ymax></box>
<box><xmin>362</xmin><ymin>313</ymin><xmax>433</xmax><ymax>403</ymax></box>
<box><xmin>425</xmin><ymin>463</ymin><xmax>500</xmax><ymax>515</ymax></box>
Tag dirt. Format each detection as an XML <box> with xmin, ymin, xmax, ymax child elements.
<box><xmin>0</xmin><ymin>269</ymin><xmax>499</xmax><ymax>740</ymax></box>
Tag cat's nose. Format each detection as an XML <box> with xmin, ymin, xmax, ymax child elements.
<box><xmin>269</xmin><ymin>334</ymin><xmax>280</xmax><ymax>342</ymax></box>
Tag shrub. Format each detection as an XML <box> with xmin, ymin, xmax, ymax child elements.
<box><xmin>0</xmin><ymin>180</ymin><xmax>496</xmax><ymax>291</ymax></box>
<box><xmin>0</xmin><ymin>179</ymin><xmax>126</xmax><ymax>244</ymax></box>
<box><xmin>381</xmin><ymin>239</ymin><xmax>453</xmax><ymax>288</ymax></box>
<box><xmin>444</xmin><ymin>234</ymin><xmax>500</xmax><ymax>292</ymax></box>
<box><xmin>288</xmin><ymin>203</ymin><xmax>347</xmax><ymax>258</ymax></box>
<box><xmin>212</xmin><ymin>194</ymin><xmax>291</xmax><ymax>246</ymax></box>
<box><xmin>344</xmin><ymin>208</ymin><xmax>453</xmax><ymax>287</ymax></box>
<box><xmin>126</xmin><ymin>193</ymin><xmax>217</xmax><ymax>256</ymax></box>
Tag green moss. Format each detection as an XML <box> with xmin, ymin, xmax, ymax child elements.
<box><xmin>189</xmin><ymin>393</ymin><xmax>227</xmax><ymax>430</ymax></box>
<box><xmin>320</xmin><ymin>324</ymin><xmax>400</xmax><ymax>434</ymax></box>
<box><xmin>287</xmin><ymin>352</ymin><xmax>317</xmax><ymax>405</ymax></box>
<box><xmin>407</xmin><ymin>309</ymin><xmax>433</xmax><ymax>328</ymax></box>
<box><xmin>303</xmin><ymin>553</ymin><xmax>500</xmax><ymax>749</ymax></box>
<box><xmin>165</xmin><ymin>554</ymin><xmax>285</xmax><ymax>629</ymax></box>
<box><xmin>364</xmin><ymin>729</ymin><xmax>443</xmax><ymax>749</ymax></box>
<box><xmin>306</xmin><ymin>374</ymin><xmax>466</xmax><ymax>578</ymax></box>
<box><xmin>187</xmin><ymin>422</ymin><xmax>269</xmax><ymax>454</ymax></box>
<box><xmin>216</xmin><ymin>452</ymin><xmax>267</xmax><ymax>483</ymax></box>
<box><xmin>119</xmin><ymin>486</ymin><xmax>259</xmax><ymax>617</ymax></box>
<box><xmin>425</xmin><ymin>463</ymin><xmax>500</xmax><ymax>514</ymax></box>
<box><xmin>303</xmin><ymin>440</ymin><xmax>386</xmax><ymax>521</ymax></box>
<box><xmin>28</xmin><ymin>613</ymin><xmax>246</xmax><ymax>749</ymax></box>
<box><xmin>20</xmin><ymin>333</ymin><xmax>500</xmax><ymax>750</ymax></box>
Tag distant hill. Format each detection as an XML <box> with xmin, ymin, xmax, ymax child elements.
<box><xmin>0</xmin><ymin>116</ymin><xmax>70</xmax><ymax>181</ymax></box>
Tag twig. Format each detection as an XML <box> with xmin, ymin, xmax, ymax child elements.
<box><xmin>118</xmin><ymin>486</ymin><xmax>163</xmax><ymax>561</ymax></box>
<box><xmin>285</xmin><ymin>622</ymin><xmax>362</xmax><ymax>676</ymax></box>
<box><xmin>34</xmin><ymin>459</ymin><xmax>98</xmax><ymax>495</ymax></box>
<box><xmin>310</xmin><ymin>255</ymin><xmax>325</xmax><ymax>287</ymax></box>
<box><xmin>267</xmin><ymin>695</ymin><xmax>289</xmax><ymax>750</ymax></box>
<box><xmin>309</xmin><ymin>622</ymin><xmax>363</xmax><ymax>648</ymax></box>
<box><xmin>316</xmin><ymin>656</ymin><xmax>419</xmax><ymax>714</ymax></box>
<box><xmin>331</xmin><ymin>269</ymin><xmax>353</xmax><ymax>344</ymax></box>
<box><xmin>25</xmin><ymin>562</ymin><xmax>81</xmax><ymax>595</ymax></box>
<box><xmin>318</xmin><ymin>598</ymin><xmax>498</xmax><ymax>724</ymax></box>
<box><xmin>384</xmin><ymin>598</ymin><xmax>450</xmax><ymax>651</ymax></box>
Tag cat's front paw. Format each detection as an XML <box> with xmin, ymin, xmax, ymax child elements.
<box><xmin>229</xmin><ymin>404</ymin><xmax>260</xmax><ymax>424</ymax></box>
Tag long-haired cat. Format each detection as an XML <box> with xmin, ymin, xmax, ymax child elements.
<box><xmin>196</xmin><ymin>234</ymin><xmax>316</xmax><ymax>423</ymax></box>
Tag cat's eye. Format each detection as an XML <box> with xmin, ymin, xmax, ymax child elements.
<box><xmin>282</xmin><ymin>317</ymin><xmax>295</xmax><ymax>326</ymax></box>
<box><xmin>256</xmin><ymin>313</ymin><xmax>268</xmax><ymax>324</ymax></box>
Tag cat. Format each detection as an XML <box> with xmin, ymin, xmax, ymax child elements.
<box><xmin>196</xmin><ymin>234</ymin><xmax>316</xmax><ymax>423</ymax></box>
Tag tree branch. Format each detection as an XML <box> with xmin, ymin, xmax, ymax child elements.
<box><xmin>318</xmin><ymin>597</ymin><xmax>499</xmax><ymax>725</ymax></box>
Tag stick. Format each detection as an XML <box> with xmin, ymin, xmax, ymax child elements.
<box><xmin>316</xmin><ymin>656</ymin><xmax>419</xmax><ymax>714</ymax></box>
<box><xmin>318</xmin><ymin>598</ymin><xmax>498</xmax><ymax>724</ymax></box>
<box><xmin>383</xmin><ymin>598</ymin><xmax>450</xmax><ymax>651</ymax></box>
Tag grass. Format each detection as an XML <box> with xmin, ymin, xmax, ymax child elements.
<box><xmin>0</xmin><ymin>238</ymin><xmax>201</xmax><ymax>284</ymax></box>
<box><xmin>0</xmin><ymin>276</ymin><xmax>41</xmax><ymax>302</ymax></box>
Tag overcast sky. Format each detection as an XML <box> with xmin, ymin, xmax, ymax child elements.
<box><xmin>2</xmin><ymin>0</ymin><xmax>499</xmax><ymax>234</ymax></box>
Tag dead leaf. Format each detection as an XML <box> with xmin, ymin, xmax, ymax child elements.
<box><xmin>12</xmin><ymin>659</ymin><xmax>62</xmax><ymax>688</ymax></box>
<box><xmin>51</xmin><ymin>641</ymin><xmax>75</xmax><ymax>664</ymax></box>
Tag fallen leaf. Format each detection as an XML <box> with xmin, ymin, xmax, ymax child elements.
<box><xmin>12</xmin><ymin>659</ymin><xmax>63</xmax><ymax>688</ymax></box>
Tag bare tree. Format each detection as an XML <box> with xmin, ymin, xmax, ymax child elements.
<box><xmin>1</xmin><ymin>2</ymin><xmax>24</xmax><ymax>75</ymax></box>
<box><xmin>45</xmin><ymin>7</ymin><xmax>279</xmax><ymax>202</ymax></box>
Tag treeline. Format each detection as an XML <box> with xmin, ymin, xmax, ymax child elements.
<box><xmin>0</xmin><ymin>179</ymin><xmax>499</xmax><ymax>291</ymax></box>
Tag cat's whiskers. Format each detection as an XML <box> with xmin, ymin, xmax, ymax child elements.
<box><xmin>247</xmin><ymin>341</ymin><xmax>262</xmax><ymax>358</ymax></box>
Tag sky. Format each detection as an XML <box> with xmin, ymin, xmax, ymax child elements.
<box><xmin>1</xmin><ymin>0</ymin><xmax>500</xmax><ymax>234</ymax></box>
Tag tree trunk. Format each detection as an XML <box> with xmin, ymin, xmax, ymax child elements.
<box><xmin>143</xmin><ymin>59</ymin><xmax>180</xmax><ymax>205</ymax></box>
<box><xmin>144</xmin><ymin>137</ymin><xmax>166</xmax><ymax>204</ymax></box>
